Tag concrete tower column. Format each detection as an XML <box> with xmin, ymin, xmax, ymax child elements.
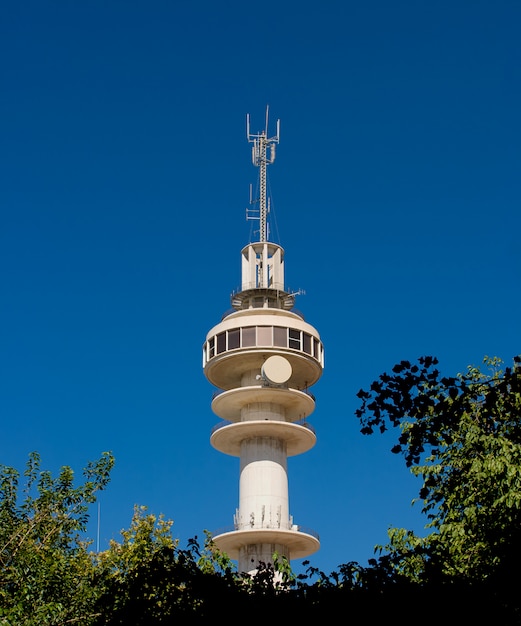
<box><xmin>238</xmin><ymin>436</ymin><xmax>289</xmax><ymax>532</ymax></box>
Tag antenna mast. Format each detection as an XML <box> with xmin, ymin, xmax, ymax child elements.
<box><xmin>246</xmin><ymin>107</ymin><xmax>280</xmax><ymax>243</ymax></box>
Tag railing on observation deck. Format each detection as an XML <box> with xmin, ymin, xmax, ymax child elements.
<box><xmin>211</xmin><ymin>387</ymin><xmax>316</xmax><ymax>402</ymax></box>
<box><xmin>210</xmin><ymin>419</ymin><xmax>316</xmax><ymax>437</ymax></box>
<box><xmin>221</xmin><ymin>306</ymin><xmax>306</xmax><ymax>322</ymax></box>
<box><xmin>212</xmin><ymin>524</ymin><xmax>320</xmax><ymax>542</ymax></box>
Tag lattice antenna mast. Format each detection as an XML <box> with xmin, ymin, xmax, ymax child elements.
<box><xmin>247</xmin><ymin>107</ymin><xmax>280</xmax><ymax>243</ymax></box>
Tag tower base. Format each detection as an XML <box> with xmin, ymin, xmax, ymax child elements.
<box><xmin>212</xmin><ymin>527</ymin><xmax>320</xmax><ymax>568</ymax></box>
<box><xmin>239</xmin><ymin>542</ymin><xmax>289</xmax><ymax>575</ymax></box>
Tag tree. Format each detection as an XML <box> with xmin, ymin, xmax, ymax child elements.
<box><xmin>0</xmin><ymin>451</ymin><xmax>114</xmax><ymax>625</ymax></box>
<box><xmin>93</xmin><ymin>505</ymin><xmax>183</xmax><ymax>624</ymax></box>
<box><xmin>93</xmin><ymin>511</ymin><xmax>306</xmax><ymax>624</ymax></box>
<box><xmin>0</xmin><ymin>453</ymin><xmax>245</xmax><ymax>625</ymax></box>
<box><xmin>355</xmin><ymin>355</ymin><xmax>521</xmax><ymax>615</ymax></box>
<box><xmin>0</xmin><ymin>453</ymin><xmax>301</xmax><ymax>625</ymax></box>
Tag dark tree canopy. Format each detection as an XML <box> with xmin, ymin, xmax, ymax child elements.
<box><xmin>355</xmin><ymin>355</ymin><xmax>521</xmax><ymax>617</ymax></box>
<box><xmin>357</xmin><ymin>355</ymin><xmax>521</xmax><ymax>466</ymax></box>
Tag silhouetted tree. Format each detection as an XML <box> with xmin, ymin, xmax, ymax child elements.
<box><xmin>354</xmin><ymin>355</ymin><xmax>521</xmax><ymax>621</ymax></box>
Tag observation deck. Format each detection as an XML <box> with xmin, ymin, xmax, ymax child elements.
<box><xmin>203</xmin><ymin>308</ymin><xmax>324</xmax><ymax>391</ymax></box>
<box><xmin>212</xmin><ymin>526</ymin><xmax>320</xmax><ymax>561</ymax></box>
<box><xmin>210</xmin><ymin>419</ymin><xmax>316</xmax><ymax>456</ymax></box>
<box><xmin>211</xmin><ymin>385</ymin><xmax>315</xmax><ymax>422</ymax></box>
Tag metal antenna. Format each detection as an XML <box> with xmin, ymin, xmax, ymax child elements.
<box><xmin>96</xmin><ymin>501</ymin><xmax>100</xmax><ymax>552</ymax></box>
<box><xmin>246</xmin><ymin>107</ymin><xmax>280</xmax><ymax>243</ymax></box>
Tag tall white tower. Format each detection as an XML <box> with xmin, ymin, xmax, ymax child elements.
<box><xmin>202</xmin><ymin>111</ymin><xmax>324</xmax><ymax>574</ymax></box>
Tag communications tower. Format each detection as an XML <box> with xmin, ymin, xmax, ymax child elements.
<box><xmin>202</xmin><ymin>111</ymin><xmax>324</xmax><ymax>573</ymax></box>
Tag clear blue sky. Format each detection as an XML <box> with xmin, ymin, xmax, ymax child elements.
<box><xmin>1</xmin><ymin>0</ymin><xmax>519</xmax><ymax>575</ymax></box>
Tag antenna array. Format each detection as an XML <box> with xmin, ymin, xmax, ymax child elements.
<box><xmin>246</xmin><ymin>107</ymin><xmax>280</xmax><ymax>243</ymax></box>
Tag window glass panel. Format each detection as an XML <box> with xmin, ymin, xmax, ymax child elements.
<box><xmin>216</xmin><ymin>332</ymin><xmax>226</xmax><ymax>354</ymax></box>
<box><xmin>242</xmin><ymin>327</ymin><xmax>256</xmax><ymax>347</ymax></box>
<box><xmin>228</xmin><ymin>328</ymin><xmax>240</xmax><ymax>350</ymax></box>
<box><xmin>257</xmin><ymin>326</ymin><xmax>272</xmax><ymax>346</ymax></box>
<box><xmin>273</xmin><ymin>326</ymin><xmax>287</xmax><ymax>347</ymax></box>
<box><xmin>303</xmin><ymin>333</ymin><xmax>312</xmax><ymax>354</ymax></box>
<box><xmin>209</xmin><ymin>338</ymin><xmax>215</xmax><ymax>359</ymax></box>
<box><xmin>289</xmin><ymin>328</ymin><xmax>301</xmax><ymax>350</ymax></box>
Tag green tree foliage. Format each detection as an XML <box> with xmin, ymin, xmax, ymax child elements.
<box><xmin>355</xmin><ymin>355</ymin><xmax>521</xmax><ymax>615</ymax></box>
<box><xmin>92</xmin><ymin>507</ymin><xmax>248</xmax><ymax>624</ymax></box>
<box><xmin>93</xmin><ymin>506</ymin><xmax>180</xmax><ymax>624</ymax></box>
<box><xmin>92</xmin><ymin>513</ymin><xmax>307</xmax><ymax>623</ymax></box>
<box><xmin>0</xmin><ymin>452</ymin><xmax>293</xmax><ymax>624</ymax></box>
<box><xmin>0</xmin><ymin>451</ymin><xmax>114</xmax><ymax>625</ymax></box>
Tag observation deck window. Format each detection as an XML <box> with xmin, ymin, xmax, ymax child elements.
<box><xmin>257</xmin><ymin>326</ymin><xmax>272</xmax><ymax>346</ymax></box>
<box><xmin>204</xmin><ymin>325</ymin><xmax>324</xmax><ymax>368</ymax></box>
<box><xmin>217</xmin><ymin>332</ymin><xmax>226</xmax><ymax>355</ymax></box>
<box><xmin>273</xmin><ymin>326</ymin><xmax>286</xmax><ymax>347</ymax></box>
<box><xmin>228</xmin><ymin>328</ymin><xmax>240</xmax><ymax>350</ymax></box>
<box><xmin>303</xmin><ymin>332</ymin><xmax>312</xmax><ymax>355</ymax></box>
<box><xmin>242</xmin><ymin>326</ymin><xmax>256</xmax><ymax>347</ymax></box>
<box><xmin>289</xmin><ymin>328</ymin><xmax>301</xmax><ymax>350</ymax></box>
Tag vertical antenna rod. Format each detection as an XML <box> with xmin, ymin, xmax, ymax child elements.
<box><xmin>246</xmin><ymin>107</ymin><xmax>280</xmax><ymax>243</ymax></box>
<box><xmin>96</xmin><ymin>501</ymin><xmax>100</xmax><ymax>552</ymax></box>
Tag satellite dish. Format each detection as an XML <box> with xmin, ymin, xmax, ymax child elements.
<box><xmin>261</xmin><ymin>355</ymin><xmax>292</xmax><ymax>385</ymax></box>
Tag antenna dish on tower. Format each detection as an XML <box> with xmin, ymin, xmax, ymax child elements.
<box><xmin>246</xmin><ymin>107</ymin><xmax>280</xmax><ymax>243</ymax></box>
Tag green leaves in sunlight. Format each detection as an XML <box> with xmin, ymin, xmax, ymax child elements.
<box><xmin>355</xmin><ymin>355</ymin><xmax>521</xmax><ymax>602</ymax></box>
<box><xmin>0</xmin><ymin>451</ymin><xmax>114</xmax><ymax>625</ymax></box>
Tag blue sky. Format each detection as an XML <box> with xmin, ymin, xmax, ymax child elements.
<box><xmin>1</xmin><ymin>0</ymin><xmax>520</xmax><ymax>575</ymax></box>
